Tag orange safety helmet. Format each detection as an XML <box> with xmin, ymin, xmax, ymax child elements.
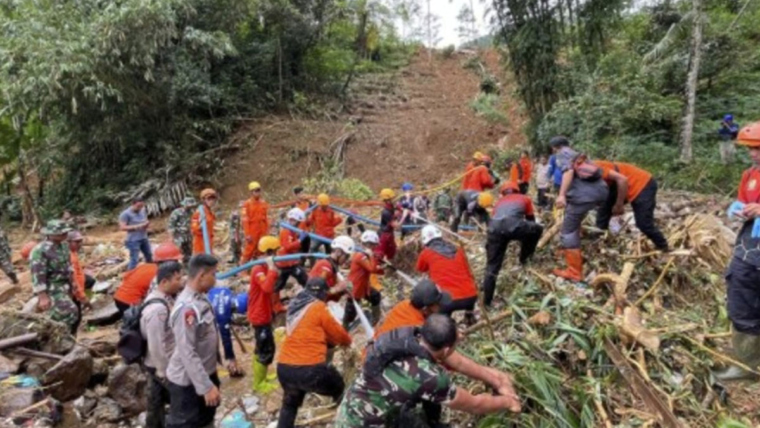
<box><xmin>21</xmin><ymin>241</ymin><xmax>38</xmax><ymax>261</ymax></box>
<box><xmin>737</xmin><ymin>122</ymin><xmax>760</xmax><ymax>147</ymax></box>
<box><xmin>500</xmin><ymin>181</ymin><xmax>520</xmax><ymax>195</ymax></box>
<box><xmin>154</xmin><ymin>242</ymin><xmax>183</xmax><ymax>262</ymax></box>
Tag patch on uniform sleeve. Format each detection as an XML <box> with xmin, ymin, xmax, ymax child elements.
<box><xmin>184</xmin><ymin>308</ymin><xmax>197</xmax><ymax>326</ymax></box>
<box><xmin>749</xmin><ymin>178</ymin><xmax>757</xmax><ymax>191</ymax></box>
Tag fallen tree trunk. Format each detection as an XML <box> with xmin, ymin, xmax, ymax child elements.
<box><xmin>0</xmin><ymin>333</ymin><xmax>38</xmax><ymax>351</ymax></box>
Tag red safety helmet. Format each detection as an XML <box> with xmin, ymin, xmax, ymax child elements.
<box><xmin>154</xmin><ymin>242</ymin><xmax>183</xmax><ymax>262</ymax></box>
<box><xmin>500</xmin><ymin>181</ymin><xmax>520</xmax><ymax>195</ymax></box>
<box><xmin>21</xmin><ymin>241</ymin><xmax>38</xmax><ymax>261</ymax></box>
<box><xmin>737</xmin><ymin>121</ymin><xmax>760</xmax><ymax>148</ymax></box>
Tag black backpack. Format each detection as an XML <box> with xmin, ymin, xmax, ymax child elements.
<box><xmin>117</xmin><ymin>298</ymin><xmax>168</xmax><ymax>365</ymax></box>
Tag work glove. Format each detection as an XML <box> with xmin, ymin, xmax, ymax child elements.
<box><xmin>728</xmin><ymin>201</ymin><xmax>745</xmax><ymax>220</ymax></box>
<box><xmin>753</xmin><ymin>218</ymin><xmax>760</xmax><ymax>239</ymax></box>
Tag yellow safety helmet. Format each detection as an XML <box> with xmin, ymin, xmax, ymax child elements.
<box><xmin>317</xmin><ymin>193</ymin><xmax>330</xmax><ymax>206</ymax></box>
<box><xmin>473</xmin><ymin>151</ymin><xmax>485</xmax><ymax>161</ymax></box>
<box><xmin>248</xmin><ymin>181</ymin><xmax>262</xmax><ymax>191</ymax></box>
<box><xmin>258</xmin><ymin>236</ymin><xmax>280</xmax><ymax>253</ymax></box>
<box><xmin>380</xmin><ymin>188</ymin><xmax>396</xmax><ymax>201</ymax></box>
<box><xmin>477</xmin><ymin>192</ymin><xmax>494</xmax><ymax>208</ymax></box>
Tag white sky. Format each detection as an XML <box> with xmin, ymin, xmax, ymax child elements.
<box><xmin>430</xmin><ymin>0</ymin><xmax>491</xmax><ymax>47</ymax></box>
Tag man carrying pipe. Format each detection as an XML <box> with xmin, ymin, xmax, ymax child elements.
<box><xmin>275</xmin><ymin>208</ymin><xmax>310</xmax><ymax>291</ymax></box>
<box><xmin>309</xmin><ymin>236</ymin><xmax>356</xmax><ymax>300</ymax></box>
<box><xmin>191</xmin><ymin>189</ymin><xmax>218</xmax><ymax>255</ymax></box>
<box><xmin>343</xmin><ymin>231</ymin><xmax>385</xmax><ymax>330</ymax></box>
<box><xmin>247</xmin><ymin>236</ymin><xmax>283</xmax><ymax>394</ymax></box>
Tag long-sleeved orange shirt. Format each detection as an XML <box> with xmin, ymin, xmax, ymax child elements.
<box><xmin>374</xmin><ymin>299</ymin><xmax>425</xmax><ymax>339</ymax></box>
<box><xmin>519</xmin><ymin>157</ymin><xmax>532</xmax><ymax>183</ymax></box>
<box><xmin>416</xmin><ymin>246</ymin><xmax>477</xmax><ymax>300</ymax></box>
<box><xmin>242</xmin><ymin>197</ymin><xmax>269</xmax><ymax>240</ymax></box>
<box><xmin>596</xmin><ymin>160</ymin><xmax>652</xmax><ymax>203</ymax></box>
<box><xmin>277</xmin><ymin>228</ymin><xmax>302</xmax><ymax>268</ymax></box>
<box><xmin>309</xmin><ymin>259</ymin><xmax>338</xmax><ymax>287</ymax></box>
<box><xmin>348</xmin><ymin>251</ymin><xmax>384</xmax><ymax>300</ymax></box>
<box><xmin>70</xmin><ymin>252</ymin><xmax>87</xmax><ymax>303</ymax></box>
<box><xmin>247</xmin><ymin>264</ymin><xmax>278</xmax><ymax>326</ymax></box>
<box><xmin>114</xmin><ymin>263</ymin><xmax>158</xmax><ymax>305</ymax></box>
<box><xmin>191</xmin><ymin>206</ymin><xmax>216</xmax><ymax>254</ymax></box>
<box><xmin>461</xmin><ymin>164</ymin><xmax>494</xmax><ymax>192</ymax></box>
<box><xmin>308</xmin><ymin>207</ymin><xmax>342</xmax><ymax>239</ymax></box>
<box><xmin>278</xmin><ymin>301</ymin><xmax>352</xmax><ymax>366</ymax></box>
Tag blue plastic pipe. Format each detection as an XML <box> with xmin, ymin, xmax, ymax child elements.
<box><xmin>327</xmin><ymin>204</ymin><xmax>475</xmax><ymax>231</ymax></box>
<box><xmin>216</xmin><ymin>252</ymin><xmax>329</xmax><ymax>280</ymax></box>
<box><xmin>279</xmin><ymin>222</ymin><xmax>333</xmax><ymax>245</ymax></box>
<box><xmin>199</xmin><ymin>205</ymin><xmax>212</xmax><ymax>255</ymax></box>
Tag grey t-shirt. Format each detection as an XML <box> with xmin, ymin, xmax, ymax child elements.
<box><xmin>119</xmin><ymin>207</ymin><xmax>148</xmax><ymax>242</ymax></box>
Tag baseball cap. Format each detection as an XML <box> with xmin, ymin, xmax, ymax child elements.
<box><xmin>67</xmin><ymin>231</ymin><xmax>84</xmax><ymax>241</ymax></box>
<box><xmin>411</xmin><ymin>279</ymin><xmax>452</xmax><ymax>308</ymax></box>
<box><xmin>305</xmin><ymin>277</ymin><xmax>329</xmax><ymax>296</ymax></box>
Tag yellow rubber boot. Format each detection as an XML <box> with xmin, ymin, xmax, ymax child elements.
<box><xmin>252</xmin><ymin>360</ymin><xmax>278</xmax><ymax>394</ymax></box>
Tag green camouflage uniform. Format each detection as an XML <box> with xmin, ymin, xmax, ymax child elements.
<box><xmin>168</xmin><ymin>209</ymin><xmax>192</xmax><ymax>261</ymax></box>
<box><xmin>228</xmin><ymin>204</ymin><xmax>243</xmax><ymax>264</ymax></box>
<box><xmin>30</xmin><ymin>221</ymin><xmax>77</xmax><ymax>332</ymax></box>
<box><xmin>334</xmin><ymin>356</ymin><xmax>457</xmax><ymax>428</ymax></box>
<box><xmin>0</xmin><ymin>227</ymin><xmax>17</xmax><ymax>283</ymax></box>
<box><xmin>433</xmin><ymin>191</ymin><xmax>454</xmax><ymax>223</ymax></box>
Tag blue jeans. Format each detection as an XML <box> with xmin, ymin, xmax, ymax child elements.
<box><xmin>126</xmin><ymin>238</ymin><xmax>153</xmax><ymax>270</ymax></box>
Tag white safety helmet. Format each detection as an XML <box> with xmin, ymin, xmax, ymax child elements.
<box><xmin>332</xmin><ymin>235</ymin><xmax>356</xmax><ymax>255</ymax></box>
<box><xmin>360</xmin><ymin>230</ymin><xmax>380</xmax><ymax>245</ymax></box>
<box><xmin>287</xmin><ymin>207</ymin><xmax>305</xmax><ymax>223</ymax></box>
<box><xmin>421</xmin><ymin>225</ymin><xmax>443</xmax><ymax>245</ymax></box>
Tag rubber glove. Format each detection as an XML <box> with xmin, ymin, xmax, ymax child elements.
<box><xmin>753</xmin><ymin>218</ymin><xmax>760</xmax><ymax>238</ymax></box>
<box><xmin>728</xmin><ymin>201</ymin><xmax>745</xmax><ymax>220</ymax></box>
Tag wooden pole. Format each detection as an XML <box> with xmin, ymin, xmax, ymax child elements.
<box><xmin>0</xmin><ymin>333</ymin><xmax>38</xmax><ymax>351</ymax></box>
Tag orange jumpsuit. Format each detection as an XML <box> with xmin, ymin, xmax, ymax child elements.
<box><xmin>191</xmin><ymin>206</ymin><xmax>216</xmax><ymax>255</ymax></box>
<box><xmin>241</xmin><ymin>197</ymin><xmax>270</xmax><ymax>262</ymax></box>
<box><xmin>70</xmin><ymin>252</ymin><xmax>87</xmax><ymax>303</ymax></box>
<box><xmin>308</xmin><ymin>207</ymin><xmax>342</xmax><ymax>239</ymax></box>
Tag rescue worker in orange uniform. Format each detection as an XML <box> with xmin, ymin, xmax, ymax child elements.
<box><xmin>594</xmin><ymin>161</ymin><xmax>669</xmax><ymax>251</ymax></box>
<box><xmin>67</xmin><ymin>231</ymin><xmax>93</xmax><ymax>332</ymax></box>
<box><xmin>374</xmin><ymin>279</ymin><xmax>450</xmax><ymax>339</ymax></box>
<box><xmin>114</xmin><ymin>242</ymin><xmax>183</xmax><ymax>315</ymax></box>
<box><xmin>519</xmin><ymin>151</ymin><xmax>533</xmax><ymax>194</ymax></box>
<box><xmin>307</xmin><ymin>194</ymin><xmax>343</xmax><ymax>253</ymax></box>
<box><xmin>275</xmin><ymin>208</ymin><xmax>309</xmax><ymax>291</ymax></box>
<box><xmin>241</xmin><ymin>182</ymin><xmax>270</xmax><ymax>262</ymax></box>
<box><xmin>453</xmin><ymin>152</ymin><xmax>494</xmax><ymax>232</ymax></box>
<box><xmin>552</xmin><ymin>136</ymin><xmax>608</xmax><ymax>282</ymax></box>
<box><xmin>247</xmin><ymin>236</ymin><xmax>282</xmax><ymax>394</ymax></box>
<box><xmin>483</xmin><ymin>181</ymin><xmax>543</xmax><ymax>307</ymax></box>
<box><xmin>276</xmin><ymin>277</ymin><xmax>352</xmax><ymax>428</ymax></box>
<box><xmin>191</xmin><ymin>188</ymin><xmax>218</xmax><ymax>255</ymax></box>
<box><xmin>343</xmin><ymin>231</ymin><xmax>385</xmax><ymax>330</ymax></box>
<box><xmin>714</xmin><ymin>122</ymin><xmax>760</xmax><ymax>381</ymax></box>
<box><xmin>376</xmin><ymin>188</ymin><xmax>400</xmax><ymax>263</ymax></box>
<box><xmin>308</xmin><ymin>236</ymin><xmax>354</xmax><ymax>299</ymax></box>
<box><xmin>416</xmin><ymin>225</ymin><xmax>478</xmax><ymax>321</ymax></box>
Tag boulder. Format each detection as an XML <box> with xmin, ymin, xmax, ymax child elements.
<box><xmin>92</xmin><ymin>397</ymin><xmax>122</xmax><ymax>423</ymax></box>
<box><xmin>0</xmin><ymin>282</ymin><xmax>19</xmax><ymax>304</ymax></box>
<box><xmin>107</xmin><ymin>363</ymin><xmax>147</xmax><ymax>416</ymax></box>
<box><xmin>0</xmin><ymin>353</ymin><xmax>19</xmax><ymax>374</ymax></box>
<box><xmin>0</xmin><ymin>386</ymin><xmax>43</xmax><ymax>417</ymax></box>
<box><xmin>42</xmin><ymin>346</ymin><xmax>93</xmax><ymax>401</ymax></box>
<box><xmin>73</xmin><ymin>391</ymin><xmax>98</xmax><ymax>418</ymax></box>
<box><xmin>84</xmin><ymin>299</ymin><xmax>121</xmax><ymax>326</ymax></box>
<box><xmin>88</xmin><ymin>357</ymin><xmax>112</xmax><ymax>387</ymax></box>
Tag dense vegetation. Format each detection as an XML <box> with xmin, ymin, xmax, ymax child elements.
<box><xmin>0</xmin><ymin>0</ymin><xmax>418</xmax><ymax>222</ymax></box>
<box><xmin>490</xmin><ymin>0</ymin><xmax>760</xmax><ymax>193</ymax></box>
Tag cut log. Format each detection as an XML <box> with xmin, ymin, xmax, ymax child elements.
<box><xmin>0</xmin><ymin>333</ymin><xmax>38</xmax><ymax>351</ymax></box>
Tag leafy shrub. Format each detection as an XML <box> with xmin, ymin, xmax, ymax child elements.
<box><xmin>470</xmin><ymin>93</ymin><xmax>509</xmax><ymax>126</ymax></box>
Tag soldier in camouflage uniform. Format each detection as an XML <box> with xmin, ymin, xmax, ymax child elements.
<box><xmin>168</xmin><ymin>197</ymin><xmax>196</xmax><ymax>264</ymax></box>
<box><xmin>0</xmin><ymin>226</ymin><xmax>18</xmax><ymax>284</ymax></box>
<box><xmin>227</xmin><ymin>202</ymin><xmax>244</xmax><ymax>264</ymax></box>
<box><xmin>334</xmin><ymin>315</ymin><xmax>521</xmax><ymax>428</ymax></box>
<box><xmin>30</xmin><ymin>220</ymin><xmax>78</xmax><ymax>334</ymax></box>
